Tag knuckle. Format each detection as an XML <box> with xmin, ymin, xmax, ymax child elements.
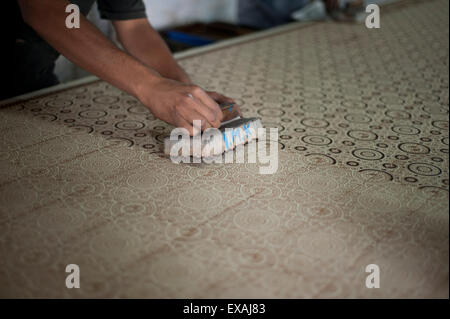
<box><xmin>215</xmin><ymin>109</ymin><xmax>223</xmax><ymax>120</ymax></box>
<box><xmin>190</xmin><ymin>86</ymin><xmax>202</xmax><ymax>95</ymax></box>
<box><xmin>186</xmin><ymin>126</ymin><xmax>194</xmax><ymax>136</ymax></box>
<box><xmin>204</xmin><ymin>108</ymin><xmax>214</xmax><ymax>118</ymax></box>
<box><xmin>180</xmin><ymin>96</ymin><xmax>191</xmax><ymax>104</ymax></box>
<box><xmin>174</xmin><ymin>104</ymin><xmax>183</xmax><ymax>113</ymax></box>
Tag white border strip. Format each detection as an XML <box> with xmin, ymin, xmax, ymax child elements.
<box><xmin>0</xmin><ymin>21</ymin><xmax>311</xmax><ymax>107</ymax></box>
<box><xmin>173</xmin><ymin>21</ymin><xmax>312</xmax><ymax>60</ymax></box>
<box><xmin>0</xmin><ymin>75</ymin><xmax>99</xmax><ymax>107</ymax></box>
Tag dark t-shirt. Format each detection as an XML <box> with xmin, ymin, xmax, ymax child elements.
<box><xmin>5</xmin><ymin>0</ymin><xmax>147</xmax><ymax>100</ymax></box>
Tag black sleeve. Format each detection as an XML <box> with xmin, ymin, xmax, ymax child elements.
<box><xmin>97</xmin><ymin>0</ymin><xmax>147</xmax><ymax>20</ymax></box>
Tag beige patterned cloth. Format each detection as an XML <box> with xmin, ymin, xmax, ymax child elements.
<box><xmin>0</xmin><ymin>0</ymin><xmax>448</xmax><ymax>298</ymax></box>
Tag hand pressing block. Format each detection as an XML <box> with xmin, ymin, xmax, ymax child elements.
<box><xmin>164</xmin><ymin>103</ymin><xmax>263</xmax><ymax>158</ymax></box>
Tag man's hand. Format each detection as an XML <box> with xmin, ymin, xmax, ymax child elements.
<box><xmin>139</xmin><ymin>78</ymin><xmax>224</xmax><ymax>136</ymax></box>
<box><xmin>17</xmin><ymin>0</ymin><xmax>236</xmax><ymax>134</ymax></box>
<box><xmin>207</xmin><ymin>91</ymin><xmax>242</xmax><ymax>118</ymax></box>
<box><xmin>206</xmin><ymin>91</ymin><xmax>236</xmax><ymax>106</ymax></box>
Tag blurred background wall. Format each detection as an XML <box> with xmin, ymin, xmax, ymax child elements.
<box><xmin>145</xmin><ymin>0</ymin><xmax>237</xmax><ymax>29</ymax></box>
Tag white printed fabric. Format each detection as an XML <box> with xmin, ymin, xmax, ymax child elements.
<box><xmin>0</xmin><ymin>0</ymin><xmax>448</xmax><ymax>298</ymax></box>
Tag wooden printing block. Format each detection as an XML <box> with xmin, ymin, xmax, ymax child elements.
<box><xmin>164</xmin><ymin>103</ymin><xmax>262</xmax><ymax>158</ymax></box>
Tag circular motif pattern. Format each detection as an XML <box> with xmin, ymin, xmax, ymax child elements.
<box><xmin>127</xmin><ymin>106</ymin><xmax>149</xmax><ymax>114</ymax></box>
<box><xmin>257</xmin><ymin>108</ymin><xmax>285</xmax><ymax>117</ymax></box>
<box><xmin>34</xmin><ymin>113</ymin><xmax>57</xmax><ymax>122</ymax></box>
<box><xmin>229</xmin><ymin>247</ymin><xmax>277</xmax><ymax>269</ymax></box>
<box><xmin>407</xmin><ymin>163</ymin><xmax>442</xmax><ymax>176</ymax></box>
<box><xmin>341</xmin><ymin>100</ymin><xmax>366</xmax><ymax>109</ymax></box>
<box><xmin>303</xmin><ymin>203</ymin><xmax>342</xmax><ymax>220</ymax></box>
<box><xmin>45</xmin><ymin>99</ymin><xmax>73</xmax><ymax>108</ymax></box>
<box><xmin>2</xmin><ymin>7</ymin><xmax>450</xmax><ymax>300</ymax></box>
<box><xmin>301</xmin><ymin>135</ymin><xmax>332</xmax><ymax>146</ymax></box>
<box><xmin>344</xmin><ymin>113</ymin><xmax>372</xmax><ymax>123</ymax></box>
<box><xmin>442</xmin><ymin>137</ymin><xmax>449</xmax><ymax>146</ymax></box>
<box><xmin>301</xmin><ymin>118</ymin><xmax>330</xmax><ymax>128</ymax></box>
<box><xmin>178</xmin><ymin>188</ymin><xmax>222</xmax><ymax>210</ymax></box>
<box><xmin>260</xmin><ymin>94</ymin><xmax>285</xmax><ymax>103</ymax></box>
<box><xmin>107</xmin><ymin>137</ymin><xmax>134</xmax><ymax>147</ymax></box>
<box><xmin>149</xmin><ymin>255</ymin><xmax>205</xmax><ymax>287</ymax></box>
<box><xmin>115</xmin><ymin>120</ymin><xmax>145</xmax><ymax>130</ymax></box>
<box><xmin>352</xmin><ymin>148</ymin><xmax>384</xmax><ymax>160</ymax></box>
<box><xmin>431</xmin><ymin>120</ymin><xmax>449</xmax><ymax>130</ymax></box>
<box><xmin>391</xmin><ymin>125</ymin><xmax>420</xmax><ymax>135</ymax></box>
<box><xmin>79</xmin><ymin>110</ymin><xmax>107</xmax><ymax>119</ymax></box>
<box><xmin>385</xmin><ymin>110</ymin><xmax>411</xmax><ymax>120</ymax></box>
<box><xmin>233</xmin><ymin>209</ymin><xmax>280</xmax><ymax>232</ymax></box>
<box><xmin>93</xmin><ymin>95</ymin><xmax>119</xmax><ymax>104</ymax></box>
<box><xmin>347</xmin><ymin>130</ymin><xmax>378</xmax><ymax>141</ymax></box>
<box><xmin>422</xmin><ymin>104</ymin><xmax>448</xmax><ymax>115</ymax></box>
<box><xmin>67</xmin><ymin>125</ymin><xmax>94</xmax><ymax>134</ymax></box>
<box><xmin>126</xmin><ymin>171</ymin><xmax>168</xmax><ymax>190</ymax></box>
<box><xmin>297</xmin><ymin>232</ymin><xmax>346</xmax><ymax>259</ymax></box>
<box><xmin>304</xmin><ymin>153</ymin><xmax>336</xmax><ymax>165</ymax></box>
<box><xmin>300</xmin><ymin>104</ymin><xmax>327</xmax><ymax>113</ymax></box>
<box><xmin>383</xmin><ymin>163</ymin><xmax>397</xmax><ymax>169</ymax></box>
<box><xmin>165</xmin><ymin>223</ymin><xmax>210</xmax><ymax>242</ymax></box>
<box><xmin>80</xmin><ymin>154</ymin><xmax>121</xmax><ymax>173</ymax></box>
<box><xmin>380</xmin><ymin>95</ymin><xmax>405</xmax><ymax>104</ymax></box>
<box><xmin>398</xmin><ymin>143</ymin><xmax>430</xmax><ymax>154</ymax></box>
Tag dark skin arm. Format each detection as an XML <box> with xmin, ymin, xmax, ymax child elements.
<box><xmin>113</xmin><ymin>18</ymin><xmax>191</xmax><ymax>84</ymax></box>
<box><xmin>112</xmin><ymin>18</ymin><xmax>236</xmax><ymax>112</ymax></box>
<box><xmin>17</xmin><ymin>0</ymin><xmax>228</xmax><ymax>135</ymax></box>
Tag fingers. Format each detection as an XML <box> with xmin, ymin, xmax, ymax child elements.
<box><xmin>186</xmin><ymin>94</ymin><xmax>218</xmax><ymax>128</ymax></box>
<box><xmin>173</xmin><ymin>110</ymin><xmax>196</xmax><ymax>136</ymax></box>
<box><xmin>189</xmin><ymin>87</ymin><xmax>223</xmax><ymax>126</ymax></box>
<box><xmin>233</xmin><ymin>104</ymin><xmax>243</xmax><ymax>117</ymax></box>
<box><xmin>173</xmin><ymin>107</ymin><xmax>213</xmax><ymax>136</ymax></box>
<box><xmin>177</xmin><ymin>105</ymin><xmax>212</xmax><ymax>133</ymax></box>
<box><xmin>207</xmin><ymin>91</ymin><xmax>235</xmax><ymax>105</ymax></box>
<box><xmin>175</xmin><ymin>96</ymin><xmax>214</xmax><ymax>135</ymax></box>
<box><xmin>149</xmin><ymin>80</ymin><xmax>237</xmax><ymax>135</ymax></box>
<box><xmin>206</xmin><ymin>91</ymin><xmax>241</xmax><ymax>117</ymax></box>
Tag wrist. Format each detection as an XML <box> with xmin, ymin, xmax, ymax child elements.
<box><xmin>169</xmin><ymin>66</ymin><xmax>192</xmax><ymax>84</ymax></box>
<box><xmin>176</xmin><ymin>74</ymin><xmax>192</xmax><ymax>84</ymax></box>
<box><xmin>132</xmin><ymin>68</ymin><xmax>163</xmax><ymax>103</ymax></box>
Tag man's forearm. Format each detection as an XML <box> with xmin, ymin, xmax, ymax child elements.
<box><xmin>18</xmin><ymin>0</ymin><xmax>161</xmax><ymax>101</ymax></box>
<box><xmin>113</xmin><ymin>19</ymin><xmax>192</xmax><ymax>84</ymax></box>
<box><xmin>17</xmin><ymin>0</ymin><xmax>226</xmax><ymax>135</ymax></box>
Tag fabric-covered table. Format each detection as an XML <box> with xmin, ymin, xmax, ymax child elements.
<box><xmin>0</xmin><ymin>0</ymin><xmax>448</xmax><ymax>298</ymax></box>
